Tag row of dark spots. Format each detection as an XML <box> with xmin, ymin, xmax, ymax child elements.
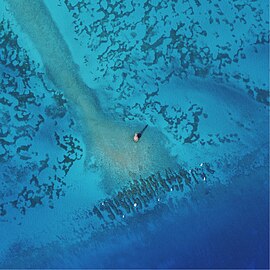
<box><xmin>199</xmin><ymin>133</ymin><xmax>239</xmax><ymax>146</ymax></box>
<box><xmin>90</xmin><ymin>163</ymin><xmax>215</xmax><ymax>227</ymax></box>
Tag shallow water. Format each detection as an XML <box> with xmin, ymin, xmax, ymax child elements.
<box><xmin>0</xmin><ymin>0</ymin><xmax>269</xmax><ymax>268</ymax></box>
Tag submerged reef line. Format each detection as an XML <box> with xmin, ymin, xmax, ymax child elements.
<box><xmin>5</xmin><ymin>0</ymin><xmax>178</xmax><ymax>188</ymax></box>
<box><xmin>90</xmin><ymin>163</ymin><xmax>214</xmax><ymax>225</ymax></box>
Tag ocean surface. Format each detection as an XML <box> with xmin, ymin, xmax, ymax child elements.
<box><xmin>0</xmin><ymin>0</ymin><xmax>269</xmax><ymax>268</ymax></box>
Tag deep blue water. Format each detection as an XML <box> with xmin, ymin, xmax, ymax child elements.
<box><xmin>63</xmin><ymin>168</ymin><xmax>268</xmax><ymax>269</ymax></box>
<box><xmin>0</xmin><ymin>0</ymin><xmax>269</xmax><ymax>269</ymax></box>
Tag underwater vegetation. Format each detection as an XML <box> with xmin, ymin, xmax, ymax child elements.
<box><xmin>0</xmin><ymin>0</ymin><xmax>269</xmax><ymax>268</ymax></box>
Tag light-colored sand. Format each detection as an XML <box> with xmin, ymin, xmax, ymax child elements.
<box><xmin>6</xmin><ymin>0</ymin><xmax>177</xmax><ymax>190</ymax></box>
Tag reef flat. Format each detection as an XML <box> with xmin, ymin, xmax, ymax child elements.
<box><xmin>0</xmin><ymin>0</ymin><xmax>269</xmax><ymax>268</ymax></box>
<box><xmin>5</xmin><ymin>0</ymin><xmax>180</xmax><ymax>192</ymax></box>
<box><xmin>0</xmin><ymin>17</ymin><xmax>84</xmax><ymax>219</ymax></box>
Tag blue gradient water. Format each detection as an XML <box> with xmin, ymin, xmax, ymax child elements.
<box><xmin>0</xmin><ymin>0</ymin><xmax>269</xmax><ymax>268</ymax></box>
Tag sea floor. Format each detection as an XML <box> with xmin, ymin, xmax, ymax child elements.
<box><xmin>0</xmin><ymin>0</ymin><xmax>269</xmax><ymax>268</ymax></box>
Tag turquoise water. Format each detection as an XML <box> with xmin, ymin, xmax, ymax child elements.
<box><xmin>0</xmin><ymin>0</ymin><xmax>269</xmax><ymax>268</ymax></box>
